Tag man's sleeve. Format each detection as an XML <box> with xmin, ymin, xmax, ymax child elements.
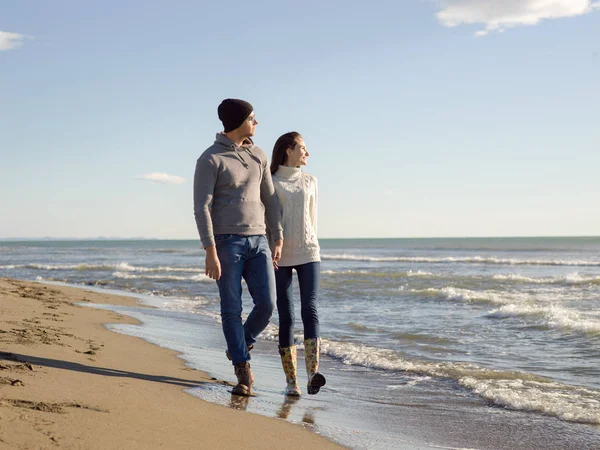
<box><xmin>193</xmin><ymin>156</ymin><xmax>217</xmax><ymax>248</ymax></box>
<box><xmin>260</xmin><ymin>162</ymin><xmax>283</xmax><ymax>242</ymax></box>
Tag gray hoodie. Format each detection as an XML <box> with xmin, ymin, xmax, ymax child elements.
<box><xmin>194</xmin><ymin>133</ymin><xmax>283</xmax><ymax>248</ymax></box>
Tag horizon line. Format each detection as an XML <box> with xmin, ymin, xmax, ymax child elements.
<box><xmin>1</xmin><ymin>235</ymin><xmax>599</xmax><ymax>241</ymax></box>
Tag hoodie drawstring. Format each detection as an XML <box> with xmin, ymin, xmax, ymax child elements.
<box><xmin>234</xmin><ymin>147</ymin><xmax>249</xmax><ymax>168</ymax></box>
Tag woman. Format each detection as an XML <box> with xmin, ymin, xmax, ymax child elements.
<box><xmin>270</xmin><ymin>131</ymin><xmax>326</xmax><ymax>396</ymax></box>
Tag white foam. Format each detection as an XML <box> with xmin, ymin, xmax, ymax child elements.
<box><xmin>406</xmin><ymin>270</ymin><xmax>435</xmax><ymax>277</ymax></box>
<box><xmin>20</xmin><ymin>262</ymin><xmax>203</xmax><ymax>273</ymax></box>
<box><xmin>320</xmin><ymin>339</ymin><xmax>600</xmax><ymax>424</ymax></box>
<box><xmin>488</xmin><ymin>304</ymin><xmax>600</xmax><ymax>334</ymax></box>
<box><xmin>493</xmin><ymin>274</ymin><xmax>552</xmax><ymax>283</ymax></box>
<box><xmin>321</xmin><ymin>269</ymin><xmax>434</xmax><ymax>279</ymax></box>
<box><xmin>460</xmin><ymin>377</ymin><xmax>600</xmax><ymax>424</ymax></box>
<box><xmin>321</xmin><ymin>254</ymin><xmax>600</xmax><ymax>267</ymax></box>
<box><xmin>411</xmin><ymin>287</ymin><xmax>530</xmax><ymax>306</ymax></box>
<box><xmin>112</xmin><ymin>271</ymin><xmax>212</xmax><ymax>282</ymax></box>
<box><xmin>493</xmin><ymin>272</ymin><xmax>600</xmax><ymax>285</ymax></box>
<box><xmin>320</xmin><ymin>269</ymin><xmax>370</xmax><ymax>275</ymax></box>
<box><xmin>27</xmin><ymin>263</ymin><xmax>93</xmax><ymax>270</ymax></box>
<box><xmin>321</xmin><ymin>270</ymin><xmax>600</xmax><ymax>286</ymax></box>
<box><xmin>113</xmin><ymin>262</ymin><xmax>202</xmax><ymax>273</ymax></box>
<box><xmin>411</xmin><ymin>286</ymin><xmax>600</xmax><ymax>334</ymax></box>
<box><xmin>161</xmin><ymin>298</ymin><xmax>221</xmax><ymax>321</ymax></box>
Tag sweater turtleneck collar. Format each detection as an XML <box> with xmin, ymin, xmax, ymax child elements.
<box><xmin>275</xmin><ymin>165</ymin><xmax>302</xmax><ymax>179</ymax></box>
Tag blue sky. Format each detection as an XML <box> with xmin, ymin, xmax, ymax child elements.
<box><xmin>1</xmin><ymin>0</ymin><xmax>599</xmax><ymax>239</ymax></box>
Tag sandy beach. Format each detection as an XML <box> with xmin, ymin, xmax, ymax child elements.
<box><xmin>0</xmin><ymin>278</ymin><xmax>341</xmax><ymax>449</ymax></box>
<box><xmin>3</xmin><ymin>237</ymin><xmax>600</xmax><ymax>450</ymax></box>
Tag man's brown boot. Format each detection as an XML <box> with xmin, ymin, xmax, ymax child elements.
<box><xmin>232</xmin><ymin>362</ymin><xmax>254</xmax><ymax>396</ymax></box>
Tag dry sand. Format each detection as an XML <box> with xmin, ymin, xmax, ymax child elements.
<box><xmin>0</xmin><ymin>278</ymin><xmax>342</xmax><ymax>449</ymax></box>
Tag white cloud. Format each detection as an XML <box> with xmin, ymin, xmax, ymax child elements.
<box><xmin>136</xmin><ymin>173</ymin><xmax>186</xmax><ymax>185</ymax></box>
<box><xmin>0</xmin><ymin>31</ymin><xmax>30</xmax><ymax>50</ymax></box>
<box><xmin>436</xmin><ymin>0</ymin><xmax>600</xmax><ymax>36</ymax></box>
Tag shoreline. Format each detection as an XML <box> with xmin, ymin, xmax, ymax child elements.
<box><xmin>3</xmin><ymin>239</ymin><xmax>600</xmax><ymax>449</ymax></box>
<box><xmin>0</xmin><ymin>278</ymin><xmax>342</xmax><ymax>449</ymax></box>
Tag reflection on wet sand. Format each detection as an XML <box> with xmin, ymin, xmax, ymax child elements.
<box><xmin>275</xmin><ymin>396</ymin><xmax>318</xmax><ymax>428</ymax></box>
<box><xmin>231</xmin><ymin>392</ymin><xmax>318</xmax><ymax>427</ymax></box>
<box><xmin>276</xmin><ymin>396</ymin><xmax>300</xmax><ymax>419</ymax></box>
<box><xmin>229</xmin><ymin>394</ymin><xmax>251</xmax><ymax>411</ymax></box>
<box><xmin>302</xmin><ymin>408</ymin><xmax>316</xmax><ymax>425</ymax></box>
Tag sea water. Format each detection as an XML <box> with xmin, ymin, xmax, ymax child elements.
<box><xmin>2</xmin><ymin>237</ymin><xmax>600</xmax><ymax>449</ymax></box>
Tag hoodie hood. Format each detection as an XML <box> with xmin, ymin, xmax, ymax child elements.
<box><xmin>214</xmin><ymin>132</ymin><xmax>254</xmax><ymax>149</ymax></box>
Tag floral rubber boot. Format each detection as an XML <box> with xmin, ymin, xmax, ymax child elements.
<box><xmin>279</xmin><ymin>345</ymin><xmax>301</xmax><ymax>396</ymax></box>
<box><xmin>304</xmin><ymin>338</ymin><xmax>326</xmax><ymax>395</ymax></box>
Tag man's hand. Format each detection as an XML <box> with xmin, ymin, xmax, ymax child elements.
<box><xmin>205</xmin><ymin>245</ymin><xmax>221</xmax><ymax>280</ymax></box>
<box><xmin>272</xmin><ymin>239</ymin><xmax>283</xmax><ymax>269</ymax></box>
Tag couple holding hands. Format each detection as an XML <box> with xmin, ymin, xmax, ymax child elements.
<box><xmin>193</xmin><ymin>98</ymin><xmax>325</xmax><ymax>397</ymax></box>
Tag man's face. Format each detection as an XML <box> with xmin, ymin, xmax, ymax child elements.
<box><xmin>238</xmin><ymin>112</ymin><xmax>258</xmax><ymax>137</ymax></box>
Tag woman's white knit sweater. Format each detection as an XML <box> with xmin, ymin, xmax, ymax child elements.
<box><xmin>272</xmin><ymin>165</ymin><xmax>320</xmax><ymax>267</ymax></box>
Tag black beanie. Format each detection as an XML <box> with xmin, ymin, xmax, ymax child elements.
<box><xmin>218</xmin><ymin>99</ymin><xmax>254</xmax><ymax>132</ymax></box>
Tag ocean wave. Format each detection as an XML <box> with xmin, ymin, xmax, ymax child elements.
<box><xmin>411</xmin><ymin>286</ymin><xmax>600</xmax><ymax>335</ymax></box>
<box><xmin>157</xmin><ymin>297</ymin><xmax>221</xmax><ymax>320</ymax></box>
<box><xmin>406</xmin><ymin>270</ymin><xmax>435</xmax><ymax>277</ymax></box>
<box><xmin>321</xmin><ymin>269</ymin><xmax>370</xmax><ymax>275</ymax></box>
<box><xmin>321</xmin><ymin>268</ymin><xmax>600</xmax><ymax>287</ymax></box>
<box><xmin>28</xmin><ymin>263</ymin><xmax>110</xmax><ymax>270</ymax></box>
<box><xmin>410</xmin><ymin>287</ymin><xmax>529</xmax><ymax>305</ymax></box>
<box><xmin>493</xmin><ymin>273</ymin><xmax>600</xmax><ymax>285</ymax></box>
<box><xmin>488</xmin><ymin>304</ymin><xmax>600</xmax><ymax>334</ymax></box>
<box><xmin>14</xmin><ymin>262</ymin><xmax>203</xmax><ymax>273</ymax></box>
<box><xmin>112</xmin><ymin>271</ymin><xmax>212</xmax><ymax>282</ymax></box>
<box><xmin>33</xmin><ymin>276</ymin><xmax>115</xmax><ymax>287</ymax></box>
<box><xmin>111</xmin><ymin>263</ymin><xmax>202</xmax><ymax>273</ymax></box>
<box><xmin>320</xmin><ymin>269</ymin><xmax>433</xmax><ymax>278</ymax></box>
<box><xmin>460</xmin><ymin>377</ymin><xmax>600</xmax><ymax>424</ymax></box>
<box><xmin>321</xmin><ymin>254</ymin><xmax>600</xmax><ymax>267</ymax></box>
<box><xmin>320</xmin><ymin>340</ymin><xmax>600</xmax><ymax>424</ymax></box>
<box><xmin>322</xmin><ymin>269</ymin><xmax>600</xmax><ymax>287</ymax></box>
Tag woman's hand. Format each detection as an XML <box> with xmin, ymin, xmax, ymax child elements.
<box><xmin>272</xmin><ymin>239</ymin><xmax>283</xmax><ymax>270</ymax></box>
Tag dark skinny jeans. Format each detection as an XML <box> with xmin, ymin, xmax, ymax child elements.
<box><xmin>275</xmin><ymin>262</ymin><xmax>320</xmax><ymax>348</ymax></box>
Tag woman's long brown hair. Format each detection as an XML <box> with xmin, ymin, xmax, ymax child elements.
<box><xmin>270</xmin><ymin>131</ymin><xmax>301</xmax><ymax>175</ymax></box>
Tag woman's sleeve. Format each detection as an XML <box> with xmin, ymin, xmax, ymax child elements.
<box><xmin>311</xmin><ymin>176</ymin><xmax>318</xmax><ymax>236</ymax></box>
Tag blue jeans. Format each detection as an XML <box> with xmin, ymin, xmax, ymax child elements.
<box><xmin>214</xmin><ymin>234</ymin><xmax>275</xmax><ymax>365</ymax></box>
<box><xmin>275</xmin><ymin>262</ymin><xmax>320</xmax><ymax>347</ymax></box>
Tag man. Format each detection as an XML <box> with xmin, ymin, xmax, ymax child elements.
<box><xmin>193</xmin><ymin>99</ymin><xmax>283</xmax><ymax>396</ymax></box>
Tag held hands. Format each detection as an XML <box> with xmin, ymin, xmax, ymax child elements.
<box><xmin>204</xmin><ymin>245</ymin><xmax>221</xmax><ymax>280</ymax></box>
<box><xmin>272</xmin><ymin>239</ymin><xmax>283</xmax><ymax>270</ymax></box>
<box><xmin>205</xmin><ymin>239</ymin><xmax>281</xmax><ymax>276</ymax></box>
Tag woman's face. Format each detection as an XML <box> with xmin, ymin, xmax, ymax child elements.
<box><xmin>286</xmin><ymin>137</ymin><xmax>309</xmax><ymax>167</ymax></box>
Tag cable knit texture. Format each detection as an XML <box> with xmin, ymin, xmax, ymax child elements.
<box><xmin>273</xmin><ymin>165</ymin><xmax>320</xmax><ymax>267</ymax></box>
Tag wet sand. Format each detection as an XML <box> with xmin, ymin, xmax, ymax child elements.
<box><xmin>3</xmin><ymin>277</ymin><xmax>600</xmax><ymax>450</ymax></box>
<box><xmin>83</xmin><ymin>288</ymin><xmax>600</xmax><ymax>450</ymax></box>
<box><xmin>0</xmin><ymin>278</ymin><xmax>341</xmax><ymax>449</ymax></box>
